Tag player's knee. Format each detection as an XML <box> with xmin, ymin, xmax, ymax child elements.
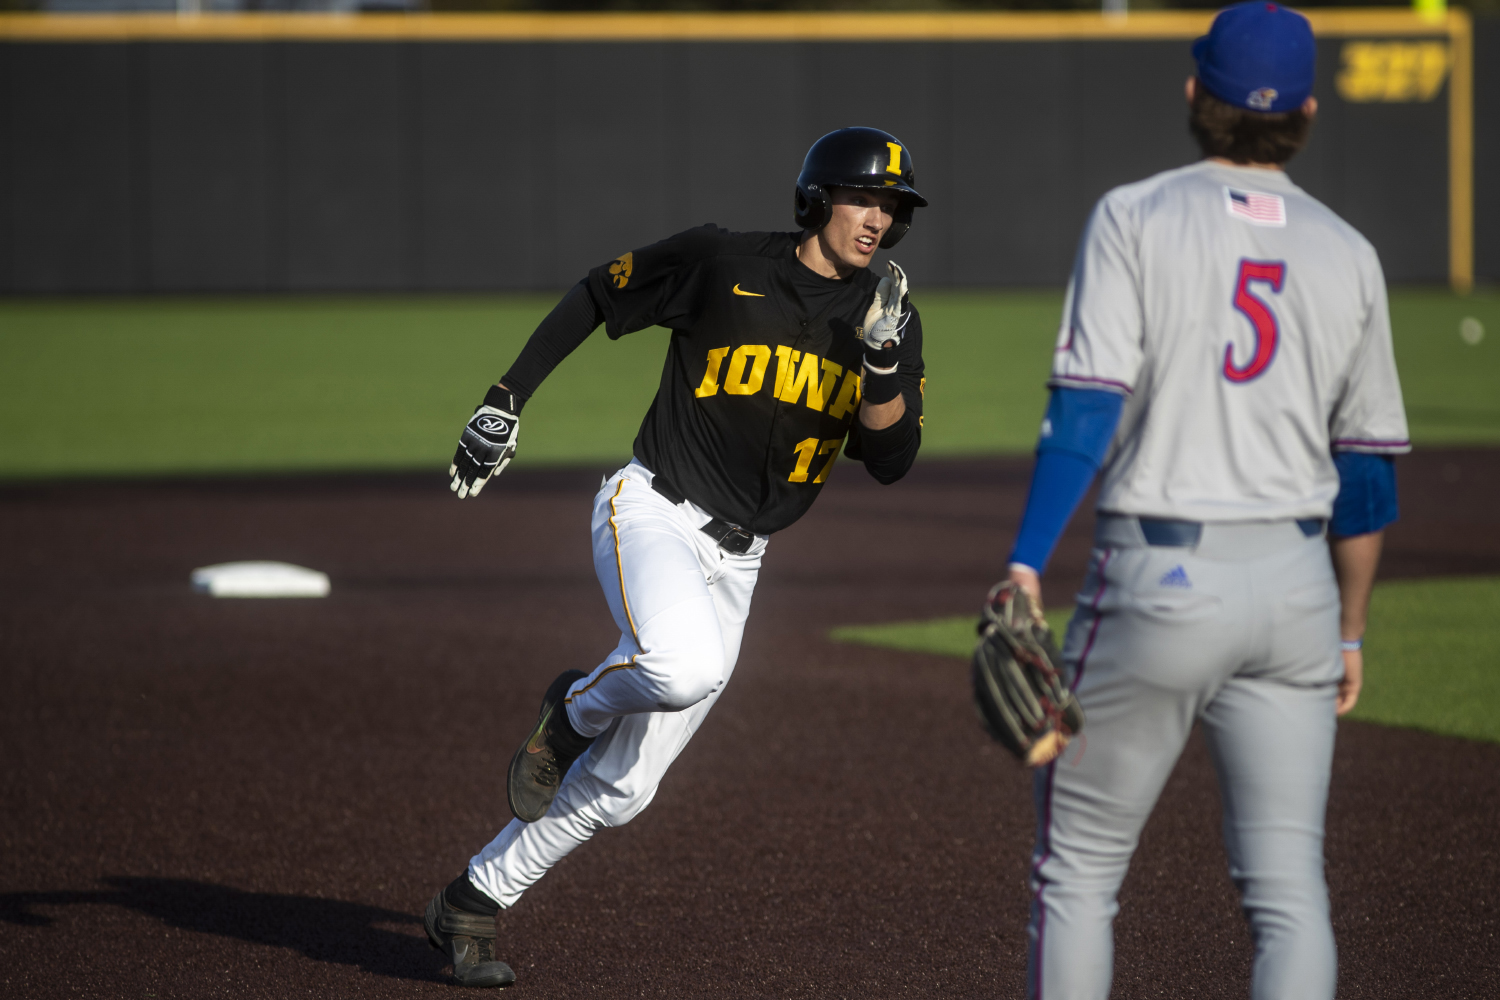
<box><xmin>1237</xmin><ymin>873</ymin><xmax>1330</xmax><ymax>937</ymax></box>
<box><xmin>651</xmin><ymin>641</ymin><xmax>724</xmax><ymax>711</ymax></box>
<box><xmin>558</xmin><ymin>767</ymin><xmax>658</xmax><ymax>829</ymax></box>
<box><xmin>590</xmin><ymin>784</ymin><xmax>659</xmax><ymax>828</ymax></box>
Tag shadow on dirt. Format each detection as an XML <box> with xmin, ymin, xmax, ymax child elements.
<box><xmin>0</xmin><ymin>876</ymin><xmax>445</xmax><ymax>983</ymax></box>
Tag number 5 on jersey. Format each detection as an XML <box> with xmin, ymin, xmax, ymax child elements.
<box><xmin>1225</xmin><ymin>259</ymin><xmax>1285</xmax><ymax>383</ymax></box>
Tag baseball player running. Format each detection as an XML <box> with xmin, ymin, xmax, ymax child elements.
<box><xmin>422</xmin><ymin>127</ymin><xmax>928</xmax><ymax>988</ymax></box>
<box><xmin>997</xmin><ymin>6</ymin><xmax>1408</xmax><ymax>998</ymax></box>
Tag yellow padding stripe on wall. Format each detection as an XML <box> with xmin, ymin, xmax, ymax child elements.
<box><xmin>0</xmin><ymin>9</ymin><xmax>1465</xmax><ymax>43</ymax></box>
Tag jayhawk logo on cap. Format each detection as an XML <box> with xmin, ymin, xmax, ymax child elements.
<box><xmin>1246</xmin><ymin>87</ymin><xmax>1278</xmax><ymax>110</ymax></box>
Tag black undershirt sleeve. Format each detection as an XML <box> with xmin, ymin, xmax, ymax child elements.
<box><xmin>498</xmin><ymin>279</ymin><xmax>605</xmax><ymax>409</ymax></box>
<box><xmin>844</xmin><ymin>307</ymin><xmax>924</xmax><ymax>485</ymax></box>
<box><xmin>849</xmin><ymin>394</ymin><xmax>921</xmax><ymax>484</ymax></box>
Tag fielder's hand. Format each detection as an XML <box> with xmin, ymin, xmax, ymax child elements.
<box><xmin>450</xmin><ymin>385</ymin><xmax>520</xmax><ymax>499</ymax></box>
<box><xmin>860</xmin><ymin>261</ymin><xmax>910</xmax><ymax>352</ymax></box>
<box><xmin>1337</xmin><ymin>646</ymin><xmax>1363</xmax><ymax>715</ymax></box>
<box><xmin>1007</xmin><ymin>564</ymin><xmax>1044</xmax><ymax>618</ymax></box>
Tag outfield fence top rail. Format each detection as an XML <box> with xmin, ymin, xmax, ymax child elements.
<box><xmin>0</xmin><ymin>8</ymin><xmax>1469</xmax><ymax>43</ymax></box>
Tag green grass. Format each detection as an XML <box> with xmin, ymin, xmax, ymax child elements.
<box><xmin>1389</xmin><ymin>291</ymin><xmax>1500</xmax><ymax>444</ymax></box>
<box><xmin>829</xmin><ymin>609</ymin><xmax>1076</xmax><ymax>659</ymax></box>
<box><xmin>0</xmin><ymin>296</ymin><xmax>668</xmax><ymax>478</ymax></box>
<box><xmin>0</xmin><ymin>288</ymin><xmax>1495</xmax><ymax>478</ymax></box>
<box><xmin>1352</xmin><ymin>577</ymin><xmax>1500</xmax><ymax>743</ymax></box>
<box><xmin>914</xmin><ymin>290</ymin><xmax>1065</xmax><ymax>453</ymax></box>
<box><xmin>829</xmin><ymin>576</ymin><xmax>1500</xmax><ymax>745</ymax></box>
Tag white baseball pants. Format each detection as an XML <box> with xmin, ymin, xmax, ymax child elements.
<box><xmin>467</xmin><ymin>460</ymin><xmax>765</xmax><ymax>909</ymax></box>
<box><xmin>1029</xmin><ymin>517</ymin><xmax>1342</xmax><ymax>1000</ymax></box>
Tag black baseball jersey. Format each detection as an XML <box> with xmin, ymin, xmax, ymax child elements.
<box><xmin>585</xmin><ymin>224</ymin><xmax>924</xmax><ymax>535</ymax></box>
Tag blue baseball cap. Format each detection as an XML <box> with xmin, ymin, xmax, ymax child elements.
<box><xmin>1192</xmin><ymin>2</ymin><xmax>1316</xmax><ymax>113</ymax></box>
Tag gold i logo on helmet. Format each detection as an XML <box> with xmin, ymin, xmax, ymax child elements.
<box><xmin>885</xmin><ymin>142</ymin><xmax>906</xmax><ymax>187</ymax></box>
<box><xmin>609</xmin><ymin>251</ymin><xmax>633</xmax><ymax>289</ymax></box>
<box><xmin>885</xmin><ymin>142</ymin><xmax>904</xmax><ymax>174</ymax></box>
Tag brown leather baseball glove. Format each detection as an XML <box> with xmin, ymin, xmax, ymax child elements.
<box><xmin>972</xmin><ymin>581</ymin><xmax>1084</xmax><ymax>767</ymax></box>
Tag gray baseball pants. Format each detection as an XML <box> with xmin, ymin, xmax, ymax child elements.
<box><xmin>1028</xmin><ymin>516</ymin><xmax>1342</xmax><ymax>1000</ymax></box>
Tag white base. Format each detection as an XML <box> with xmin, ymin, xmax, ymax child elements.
<box><xmin>190</xmin><ymin>561</ymin><xmax>330</xmax><ymax>598</ymax></box>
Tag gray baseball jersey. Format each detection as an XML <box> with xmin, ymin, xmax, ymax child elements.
<box><xmin>1026</xmin><ymin>160</ymin><xmax>1410</xmax><ymax>1000</ymax></box>
<box><xmin>1050</xmin><ymin>159</ymin><xmax>1410</xmax><ymax>521</ymax></box>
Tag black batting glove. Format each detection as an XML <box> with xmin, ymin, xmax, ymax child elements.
<box><xmin>449</xmin><ymin>385</ymin><xmax>521</xmax><ymax>499</ymax></box>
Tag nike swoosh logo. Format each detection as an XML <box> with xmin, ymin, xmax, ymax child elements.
<box><xmin>525</xmin><ymin>706</ymin><xmax>553</xmax><ymax>754</ymax></box>
<box><xmin>732</xmin><ymin>284</ymin><xmax>765</xmax><ymax>297</ymax></box>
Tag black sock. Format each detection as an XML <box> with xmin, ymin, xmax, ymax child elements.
<box><xmin>549</xmin><ymin>700</ymin><xmax>595</xmax><ymax>757</ymax></box>
<box><xmin>445</xmin><ymin>873</ymin><xmax>500</xmax><ymax>917</ymax></box>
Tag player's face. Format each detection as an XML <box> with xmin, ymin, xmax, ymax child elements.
<box><xmin>821</xmin><ymin>188</ymin><xmax>901</xmax><ymax>270</ymax></box>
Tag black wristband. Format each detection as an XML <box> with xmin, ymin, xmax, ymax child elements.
<box><xmin>861</xmin><ymin>364</ymin><xmax>902</xmax><ymax>405</ymax></box>
<box><xmin>483</xmin><ymin>384</ymin><xmax>521</xmax><ymax>413</ymax></box>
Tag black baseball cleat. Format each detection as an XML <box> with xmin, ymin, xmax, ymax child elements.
<box><xmin>507</xmin><ymin>669</ymin><xmax>595</xmax><ymax>822</ymax></box>
<box><xmin>424</xmin><ymin>879</ymin><xmax>515</xmax><ymax>988</ymax></box>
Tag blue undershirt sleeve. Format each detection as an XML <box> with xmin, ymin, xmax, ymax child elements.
<box><xmin>1330</xmin><ymin>451</ymin><xmax>1399</xmax><ymax>538</ymax></box>
<box><xmin>1007</xmin><ymin>388</ymin><xmax>1124</xmax><ymax>573</ymax></box>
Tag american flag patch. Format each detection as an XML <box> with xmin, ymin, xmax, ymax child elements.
<box><xmin>1224</xmin><ymin>187</ymin><xmax>1286</xmax><ymax>227</ymax></box>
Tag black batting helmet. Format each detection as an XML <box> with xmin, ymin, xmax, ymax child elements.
<box><xmin>794</xmin><ymin>127</ymin><xmax>928</xmax><ymax>249</ymax></box>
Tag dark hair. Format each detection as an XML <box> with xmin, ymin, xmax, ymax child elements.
<box><xmin>1188</xmin><ymin>82</ymin><xmax>1312</xmax><ymax>165</ymax></box>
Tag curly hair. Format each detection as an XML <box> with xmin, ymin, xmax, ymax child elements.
<box><xmin>1188</xmin><ymin>83</ymin><xmax>1313</xmax><ymax>166</ymax></box>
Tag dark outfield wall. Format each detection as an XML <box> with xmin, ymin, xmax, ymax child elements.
<box><xmin>0</xmin><ymin>32</ymin><xmax>1486</xmax><ymax>293</ymax></box>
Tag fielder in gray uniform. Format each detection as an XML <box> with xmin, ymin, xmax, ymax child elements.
<box><xmin>998</xmin><ymin>5</ymin><xmax>1408</xmax><ymax>998</ymax></box>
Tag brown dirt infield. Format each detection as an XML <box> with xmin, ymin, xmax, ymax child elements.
<box><xmin>1</xmin><ymin>449</ymin><xmax>1497</xmax><ymax>998</ymax></box>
